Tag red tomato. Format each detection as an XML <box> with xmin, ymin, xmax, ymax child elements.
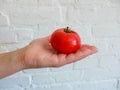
<box><xmin>50</xmin><ymin>27</ymin><xmax>81</xmax><ymax>54</ymax></box>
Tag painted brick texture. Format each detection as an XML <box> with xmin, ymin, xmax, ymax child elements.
<box><xmin>0</xmin><ymin>0</ymin><xmax>120</xmax><ymax>90</ymax></box>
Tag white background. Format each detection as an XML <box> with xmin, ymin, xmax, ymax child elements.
<box><xmin>0</xmin><ymin>0</ymin><xmax>120</xmax><ymax>90</ymax></box>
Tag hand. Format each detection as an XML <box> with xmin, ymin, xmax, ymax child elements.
<box><xmin>22</xmin><ymin>36</ymin><xmax>98</xmax><ymax>69</ymax></box>
<box><xmin>0</xmin><ymin>36</ymin><xmax>97</xmax><ymax>78</ymax></box>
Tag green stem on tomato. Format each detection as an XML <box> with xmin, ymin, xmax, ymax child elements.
<box><xmin>64</xmin><ymin>27</ymin><xmax>71</xmax><ymax>33</ymax></box>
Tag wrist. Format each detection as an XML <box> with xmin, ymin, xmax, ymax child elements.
<box><xmin>11</xmin><ymin>47</ymin><xmax>27</xmax><ymax>71</ymax></box>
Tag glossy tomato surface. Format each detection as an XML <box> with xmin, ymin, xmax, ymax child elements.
<box><xmin>50</xmin><ymin>27</ymin><xmax>81</xmax><ymax>54</ymax></box>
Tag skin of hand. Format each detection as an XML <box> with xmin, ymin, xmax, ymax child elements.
<box><xmin>0</xmin><ymin>36</ymin><xmax>97</xmax><ymax>78</ymax></box>
<box><xmin>22</xmin><ymin>36</ymin><xmax>98</xmax><ymax>68</ymax></box>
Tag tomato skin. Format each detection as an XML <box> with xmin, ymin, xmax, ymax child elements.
<box><xmin>50</xmin><ymin>28</ymin><xmax>81</xmax><ymax>54</ymax></box>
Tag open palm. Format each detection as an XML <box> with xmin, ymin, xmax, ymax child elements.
<box><xmin>23</xmin><ymin>36</ymin><xmax>97</xmax><ymax>69</ymax></box>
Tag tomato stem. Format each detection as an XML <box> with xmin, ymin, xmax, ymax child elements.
<box><xmin>64</xmin><ymin>27</ymin><xmax>71</xmax><ymax>33</ymax></box>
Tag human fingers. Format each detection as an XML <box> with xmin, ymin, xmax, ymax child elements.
<box><xmin>65</xmin><ymin>45</ymin><xmax>98</xmax><ymax>64</ymax></box>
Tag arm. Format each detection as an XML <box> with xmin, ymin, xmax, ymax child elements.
<box><xmin>0</xmin><ymin>36</ymin><xmax>97</xmax><ymax>79</ymax></box>
<box><xmin>0</xmin><ymin>48</ymin><xmax>25</xmax><ymax>79</ymax></box>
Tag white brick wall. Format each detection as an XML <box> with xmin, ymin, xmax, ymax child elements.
<box><xmin>0</xmin><ymin>0</ymin><xmax>120</xmax><ymax>90</ymax></box>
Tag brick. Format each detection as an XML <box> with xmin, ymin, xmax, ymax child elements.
<box><xmin>93</xmin><ymin>7</ymin><xmax>119</xmax><ymax>25</ymax></box>
<box><xmin>66</xmin><ymin>6</ymin><xmax>96</xmax><ymax>25</ymax></box>
<box><xmin>82</xmin><ymin>68</ymin><xmax>119</xmax><ymax>81</ymax></box>
<box><xmin>98</xmin><ymin>55</ymin><xmax>120</xmax><ymax>77</ymax></box>
<box><xmin>74</xmin><ymin>0</ymin><xmax>103</xmax><ymax>9</ymax></box>
<box><xmin>13</xmin><ymin>28</ymin><xmax>34</xmax><ymax>41</ymax></box>
<box><xmin>0</xmin><ymin>76</ymin><xmax>30</xmax><ymax>88</ymax></box>
<box><xmin>94</xmin><ymin>37</ymin><xmax>120</xmax><ymax>56</ymax></box>
<box><xmin>106</xmin><ymin>38</ymin><xmax>120</xmax><ymax>56</ymax></box>
<box><xmin>0</xmin><ymin>28</ymin><xmax>16</xmax><ymax>44</ymax></box>
<box><xmin>50</xmin><ymin>63</ymin><xmax>73</xmax><ymax>72</ymax></box>
<box><xmin>59</xmin><ymin>0</ymin><xmax>75</xmax><ymax>5</ymax></box>
<box><xmin>8</xmin><ymin>7</ymin><xmax>61</xmax><ymax>25</ymax></box>
<box><xmin>27</xmin><ymin>84</ymin><xmax>72</xmax><ymax>90</ymax></box>
<box><xmin>74</xmin><ymin>55</ymin><xmax>99</xmax><ymax>69</ymax></box>
<box><xmin>71</xmin><ymin>79</ymin><xmax>117</xmax><ymax>90</ymax></box>
<box><xmin>0</xmin><ymin>0</ymin><xmax>120</xmax><ymax>90</ymax></box>
<box><xmin>118</xmin><ymin>79</ymin><xmax>120</xmax><ymax>90</ymax></box>
<box><xmin>37</xmin><ymin>0</ymin><xmax>53</xmax><ymax>6</ymax></box>
<box><xmin>0</xmin><ymin>0</ymin><xmax>61</xmax><ymax>25</ymax></box>
<box><xmin>71</xmin><ymin>25</ymin><xmax>93</xmax><ymax>39</ymax></box>
<box><xmin>92</xmin><ymin>24</ymin><xmax>120</xmax><ymax>38</ymax></box>
<box><xmin>23</xmin><ymin>68</ymin><xmax>49</xmax><ymax>74</ymax></box>
<box><xmin>49</xmin><ymin>70</ymin><xmax>83</xmax><ymax>83</ymax></box>
<box><xmin>0</xmin><ymin>87</ymin><xmax>24</xmax><ymax>90</ymax></box>
<box><xmin>107</xmin><ymin>0</ymin><xmax>120</xmax><ymax>8</ymax></box>
<box><xmin>34</xmin><ymin>24</ymin><xmax>55</xmax><ymax>38</ymax></box>
<box><xmin>118</xmin><ymin>16</ymin><xmax>120</xmax><ymax>24</ymax></box>
<box><xmin>0</xmin><ymin>12</ymin><xmax>9</xmax><ymax>26</ymax></box>
<box><xmin>14</xmin><ymin>0</ymin><xmax>38</xmax><ymax>7</ymax></box>
<box><xmin>67</xmin><ymin>4</ymin><xmax>119</xmax><ymax>25</ymax></box>
<box><xmin>75</xmin><ymin>0</ymin><xmax>96</xmax><ymax>5</ymax></box>
<box><xmin>0</xmin><ymin>42</ymin><xmax>29</xmax><ymax>53</ymax></box>
<box><xmin>32</xmin><ymin>70</ymin><xmax>83</xmax><ymax>85</ymax></box>
<box><xmin>0</xmin><ymin>0</ymin><xmax>37</xmax><ymax>9</ymax></box>
<box><xmin>93</xmin><ymin>38</ymin><xmax>110</xmax><ymax>56</ymax></box>
<box><xmin>32</xmin><ymin>73</ymin><xmax>55</xmax><ymax>85</ymax></box>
